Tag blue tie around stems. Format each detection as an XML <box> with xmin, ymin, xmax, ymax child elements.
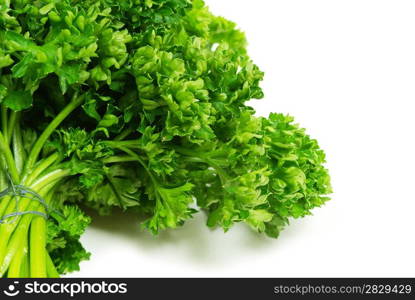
<box><xmin>0</xmin><ymin>176</ymin><xmax>51</xmax><ymax>224</ymax></box>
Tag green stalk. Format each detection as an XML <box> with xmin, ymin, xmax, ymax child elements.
<box><xmin>103</xmin><ymin>155</ymin><xmax>137</xmax><ymax>164</ymax></box>
<box><xmin>111</xmin><ymin>147</ymin><xmax>166</xmax><ymax>214</ymax></box>
<box><xmin>23</xmin><ymin>94</ymin><xmax>84</xmax><ymax>176</ymax></box>
<box><xmin>12</xmin><ymin>114</ymin><xmax>25</xmax><ymax>174</ymax></box>
<box><xmin>0</xmin><ymin>155</ymin><xmax>63</xmax><ymax>220</ymax></box>
<box><xmin>117</xmin><ymin>146</ymin><xmax>158</xmax><ymax>185</ymax></box>
<box><xmin>102</xmin><ymin>140</ymin><xmax>140</xmax><ymax>148</ymax></box>
<box><xmin>30</xmin><ymin>208</ymin><xmax>47</xmax><ymax>278</ymax></box>
<box><xmin>174</xmin><ymin>146</ymin><xmax>229</xmax><ymax>181</ymax></box>
<box><xmin>0</xmin><ymin>131</ymin><xmax>19</xmax><ymax>183</ymax></box>
<box><xmin>24</xmin><ymin>153</ymin><xmax>61</xmax><ymax>186</ymax></box>
<box><xmin>0</xmin><ymin>116</ymin><xmax>24</xmax><ymax>218</ymax></box>
<box><xmin>0</xmin><ymin>96</ymin><xmax>82</xmax><ymax>278</ymax></box>
<box><xmin>6</xmin><ymin>110</ymin><xmax>18</xmax><ymax>145</ymax></box>
<box><xmin>0</xmin><ymin>202</ymin><xmax>38</xmax><ymax>277</ymax></box>
<box><xmin>114</xmin><ymin>127</ymin><xmax>134</xmax><ymax>141</ymax></box>
<box><xmin>21</xmin><ymin>249</ymin><xmax>29</xmax><ymax>277</ymax></box>
<box><xmin>0</xmin><ymin>196</ymin><xmax>28</xmax><ymax>264</ymax></box>
<box><xmin>0</xmin><ymin>195</ymin><xmax>12</xmax><ymax>218</ymax></box>
<box><xmin>0</xmin><ymin>157</ymin><xmax>7</xmax><ymax>191</ymax></box>
<box><xmin>0</xmin><ymin>175</ymin><xmax>66</xmax><ymax>265</ymax></box>
<box><xmin>0</xmin><ymin>96</ymin><xmax>79</xmax><ymax>278</ymax></box>
<box><xmin>1</xmin><ymin>105</ymin><xmax>7</xmax><ymax>140</ymax></box>
<box><xmin>0</xmin><ymin>184</ymin><xmax>56</xmax><ymax>277</ymax></box>
<box><xmin>0</xmin><ymin>157</ymin><xmax>7</xmax><ymax>217</ymax></box>
<box><xmin>7</xmin><ymin>228</ymin><xmax>28</xmax><ymax>278</ymax></box>
<box><xmin>0</xmin><ymin>168</ymin><xmax>68</xmax><ymax>229</ymax></box>
<box><xmin>30</xmin><ymin>169</ymin><xmax>70</xmax><ymax>191</ymax></box>
<box><xmin>46</xmin><ymin>252</ymin><xmax>59</xmax><ymax>278</ymax></box>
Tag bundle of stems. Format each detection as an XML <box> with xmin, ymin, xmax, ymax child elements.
<box><xmin>0</xmin><ymin>99</ymin><xmax>80</xmax><ymax>278</ymax></box>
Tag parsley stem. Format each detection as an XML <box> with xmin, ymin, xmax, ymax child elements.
<box><xmin>21</xmin><ymin>247</ymin><xmax>30</xmax><ymax>277</ymax></box>
<box><xmin>103</xmin><ymin>155</ymin><xmax>137</xmax><ymax>164</ymax></box>
<box><xmin>0</xmin><ymin>184</ymin><xmax>55</xmax><ymax>276</ymax></box>
<box><xmin>7</xmin><ymin>228</ymin><xmax>28</xmax><ymax>277</ymax></box>
<box><xmin>30</xmin><ymin>207</ymin><xmax>47</xmax><ymax>277</ymax></box>
<box><xmin>1</xmin><ymin>105</ymin><xmax>7</xmax><ymax>140</ymax></box>
<box><xmin>0</xmin><ymin>175</ymin><xmax>64</xmax><ymax>262</ymax></box>
<box><xmin>24</xmin><ymin>153</ymin><xmax>61</xmax><ymax>186</ymax></box>
<box><xmin>30</xmin><ymin>169</ymin><xmax>71</xmax><ymax>191</ymax></box>
<box><xmin>0</xmin><ymin>195</ymin><xmax>11</xmax><ymax>218</ymax></box>
<box><xmin>173</xmin><ymin>146</ymin><xmax>229</xmax><ymax>181</ymax></box>
<box><xmin>0</xmin><ymin>131</ymin><xmax>19</xmax><ymax>183</ymax></box>
<box><xmin>12</xmin><ymin>113</ymin><xmax>24</xmax><ymax>174</ymax></box>
<box><xmin>102</xmin><ymin>140</ymin><xmax>139</xmax><ymax>148</ymax></box>
<box><xmin>6</xmin><ymin>110</ymin><xmax>18</xmax><ymax>145</ymax></box>
<box><xmin>114</xmin><ymin>126</ymin><xmax>135</xmax><ymax>141</ymax></box>
<box><xmin>23</xmin><ymin>94</ymin><xmax>84</xmax><ymax>177</ymax></box>
<box><xmin>0</xmin><ymin>208</ymin><xmax>35</xmax><ymax>277</ymax></box>
<box><xmin>46</xmin><ymin>252</ymin><xmax>59</xmax><ymax>278</ymax></box>
<box><xmin>117</xmin><ymin>146</ymin><xmax>158</xmax><ymax>186</ymax></box>
<box><xmin>0</xmin><ymin>158</ymin><xmax>6</xmax><ymax>190</ymax></box>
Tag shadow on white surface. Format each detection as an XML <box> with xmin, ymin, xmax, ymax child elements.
<box><xmin>83</xmin><ymin>208</ymin><xmax>307</xmax><ymax>265</ymax></box>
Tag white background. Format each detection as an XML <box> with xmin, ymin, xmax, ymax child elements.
<box><xmin>71</xmin><ymin>0</ymin><xmax>415</xmax><ymax>277</ymax></box>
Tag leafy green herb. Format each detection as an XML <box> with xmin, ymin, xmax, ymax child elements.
<box><xmin>0</xmin><ymin>0</ymin><xmax>331</xmax><ymax>278</ymax></box>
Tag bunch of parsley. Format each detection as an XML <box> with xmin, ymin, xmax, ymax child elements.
<box><xmin>0</xmin><ymin>0</ymin><xmax>331</xmax><ymax>277</ymax></box>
